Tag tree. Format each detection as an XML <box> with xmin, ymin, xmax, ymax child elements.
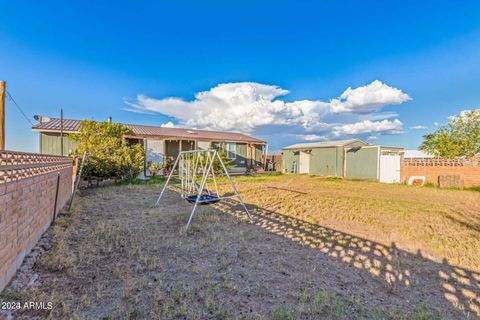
<box><xmin>69</xmin><ymin>120</ymin><xmax>145</xmax><ymax>180</ymax></box>
<box><xmin>420</xmin><ymin>109</ymin><xmax>480</xmax><ymax>158</ymax></box>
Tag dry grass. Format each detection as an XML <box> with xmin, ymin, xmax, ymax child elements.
<box><xmin>1</xmin><ymin>174</ymin><xmax>479</xmax><ymax>319</ymax></box>
<box><xmin>228</xmin><ymin>174</ymin><xmax>480</xmax><ymax>273</ymax></box>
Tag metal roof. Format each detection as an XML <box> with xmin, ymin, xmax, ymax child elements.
<box><xmin>33</xmin><ymin>118</ymin><xmax>81</xmax><ymax>132</ymax></box>
<box><xmin>283</xmin><ymin>139</ymin><xmax>367</xmax><ymax>150</ymax></box>
<box><xmin>32</xmin><ymin>118</ymin><xmax>265</xmax><ymax>144</ymax></box>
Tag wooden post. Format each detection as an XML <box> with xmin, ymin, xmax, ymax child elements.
<box><xmin>0</xmin><ymin>81</ymin><xmax>5</xmax><ymax>150</ymax></box>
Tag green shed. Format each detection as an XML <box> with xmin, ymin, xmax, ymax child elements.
<box><xmin>282</xmin><ymin>139</ymin><xmax>403</xmax><ymax>182</ymax></box>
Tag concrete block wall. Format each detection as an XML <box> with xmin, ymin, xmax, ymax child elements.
<box><xmin>401</xmin><ymin>158</ymin><xmax>480</xmax><ymax>188</ymax></box>
<box><xmin>0</xmin><ymin>158</ymin><xmax>72</xmax><ymax>292</ymax></box>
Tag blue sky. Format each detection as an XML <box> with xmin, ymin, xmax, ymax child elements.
<box><xmin>1</xmin><ymin>1</ymin><xmax>480</xmax><ymax>151</ymax></box>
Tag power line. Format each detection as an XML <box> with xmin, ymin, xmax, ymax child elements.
<box><xmin>6</xmin><ymin>91</ymin><xmax>34</xmax><ymax>126</ymax></box>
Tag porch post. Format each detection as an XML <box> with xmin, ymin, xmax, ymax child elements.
<box><xmin>143</xmin><ymin>138</ymin><xmax>147</xmax><ymax>177</ymax></box>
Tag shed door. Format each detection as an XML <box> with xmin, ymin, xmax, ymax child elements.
<box><xmin>379</xmin><ymin>154</ymin><xmax>400</xmax><ymax>183</ymax></box>
<box><xmin>299</xmin><ymin>152</ymin><xmax>310</xmax><ymax>174</ymax></box>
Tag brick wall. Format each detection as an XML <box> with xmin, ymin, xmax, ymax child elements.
<box><xmin>0</xmin><ymin>151</ymin><xmax>73</xmax><ymax>292</ymax></box>
<box><xmin>401</xmin><ymin>158</ymin><xmax>480</xmax><ymax>188</ymax></box>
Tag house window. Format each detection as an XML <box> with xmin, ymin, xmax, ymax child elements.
<box><xmin>225</xmin><ymin>143</ymin><xmax>236</xmax><ymax>159</ymax></box>
<box><xmin>212</xmin><ymin>142</ymin><xmax>221</xmax><ymax>151</ymax></box>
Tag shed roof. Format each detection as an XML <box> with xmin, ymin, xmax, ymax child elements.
<box><xmin>283</xmin><ymin>139</ymin><xmax>368</xmax><ymax>150</ymax></box>
<box><xmin>32</xmin><ymin>118</ymin><xmax>265</xmax><ymax>144</ymax></box>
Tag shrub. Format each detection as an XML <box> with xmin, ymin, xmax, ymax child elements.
<box><xmin>69</xmin><ymin>120</ymin><xmax>145</xmax><ymax>180</ymax></box>
<box><xmin>148</xmin><ymin>161</ymin><xmax>163</xmax><ymax>177</ymax></box>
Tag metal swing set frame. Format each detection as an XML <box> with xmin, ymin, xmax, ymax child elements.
<box><xmin>154</xmin><ymin>149</ymin><xmax>253</xmax><ymax>231</ymax></box>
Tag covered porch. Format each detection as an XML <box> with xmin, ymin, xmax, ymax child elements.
<box><xmin>125</xmin><ymin>137</ymin><xmax>266</xmax><ymax>177</ymax></box>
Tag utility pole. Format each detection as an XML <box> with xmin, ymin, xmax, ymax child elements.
<box><xmin>0</xmin><ymin>81</ymin><xmax>5</xmax><ymax>150</ymax></box>
<box><xmin>0</xmin><ymin>80</ymin><xmax>7</xmax><ymax>150</ymax></box>
<box><xmin>60</xmin><ymin>108</ymin><xmax>64</xmax><ymax>156</ymax></box>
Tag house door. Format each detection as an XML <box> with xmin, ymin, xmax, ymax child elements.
<box><xmin>379</xmin><ymin>154</ymin><xmax>401</xmax><ymax>183</ymax></box>
<box><xmin>299</xmin><ymin>152</ymin><xmax>310</xmax><ymax>174</ymax></box>
<box><xmin>166</xmin><ymin>140</ymin><xmax>180</xmax><ymax>160</ymax></box>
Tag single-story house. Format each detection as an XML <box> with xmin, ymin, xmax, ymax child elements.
<box><xmin>31</xmin><ymin>117</ymin><xmax>267</xmax><ymax>175</ymax></box>
<box><xmin>282</xmin><ymin>139</ymin><xmax>404</xmax><ymax>183</ymax></box>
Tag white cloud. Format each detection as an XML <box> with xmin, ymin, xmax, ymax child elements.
<box><xmin>433</xmin><ymin>122</ymin><xmax>439</xmax><ymax>126</ymax></box>
<box><xmin>367</xmin><ymin>136</ymin><xmax>379</xmax><ymax>141</ymax></box>
<box><xmin>160</xmin><ymin>121</ymin><xmax>176</xmax><ymax>128</ymax></box>
<box><xmin>298</xmin><ymin>134</ymin><xmax>327</xmax><ymax>141</ymax></box>
<box><xmin>126</xmin><ymin>80</ymin><xmax>411</xmax><ymax>141</ymax></box>
<box><xmin>332</xmin><ymin>119</ymin><xmax>403</xmax><ymax>136</ymax></box>
<box><xmin>329</xmin><ymin>80</ymin><xmax>411</xmax><ymax>114</ymax></box>
<box><xmin>410</xmin><ymin>125</ymin><xmax>428</xmax><ymax>130</ymax></box>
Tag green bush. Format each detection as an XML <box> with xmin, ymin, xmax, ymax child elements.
<box><xmin>148</xmin><ymin>161</ymin><xmax>163</xmax><ymax>177</ymax></box>
<box><xmin>69</xmin><ymin>120</ymin><xmax>145</xmax><ymax>180</ymax></box>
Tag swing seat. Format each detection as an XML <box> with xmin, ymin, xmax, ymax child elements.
<box><xmin>186</xmin><ymin>194</ymin><xmax>220</xmax><ymax>205</ymax></box>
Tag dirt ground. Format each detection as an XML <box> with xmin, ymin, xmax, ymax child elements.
<box><xmin>1</xmin><ymin>175</ymin><xmax>479</xmax><ymax>319</ymax></box>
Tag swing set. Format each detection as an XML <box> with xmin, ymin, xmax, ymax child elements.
<box><xmin>154</xmin><ymin>149</ymin><xmax>253</xmax><ymax>231</ymax></box>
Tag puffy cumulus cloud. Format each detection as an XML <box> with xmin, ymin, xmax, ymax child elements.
<box><xmin>410</xmin><ymin>125</ymin><xmax>428</xmax><ymax>130</ymax></box>
<box><xmin>126</xmin><ymin>81</ymin><xmax>410</xmax><ymax>142</ymax></box>
<box><xmin>126</xmin><ymin>82</ymin><xmax>329</xmax><ymax>132</ymax></box>
<box><xmin>332</xmin><ymin>119</ymin><xmax>403</xmax><ymax>136</ymax></box>
<box><xmin>329</xmin><ymin>80</ymin><xmax>411</xmax><ymax>114</ymax></box>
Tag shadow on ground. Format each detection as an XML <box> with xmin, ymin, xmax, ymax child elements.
<box><xmin>212</xmin><ymin>197</ymin><xmax>480</xmax><ymax>318</ymax></box>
